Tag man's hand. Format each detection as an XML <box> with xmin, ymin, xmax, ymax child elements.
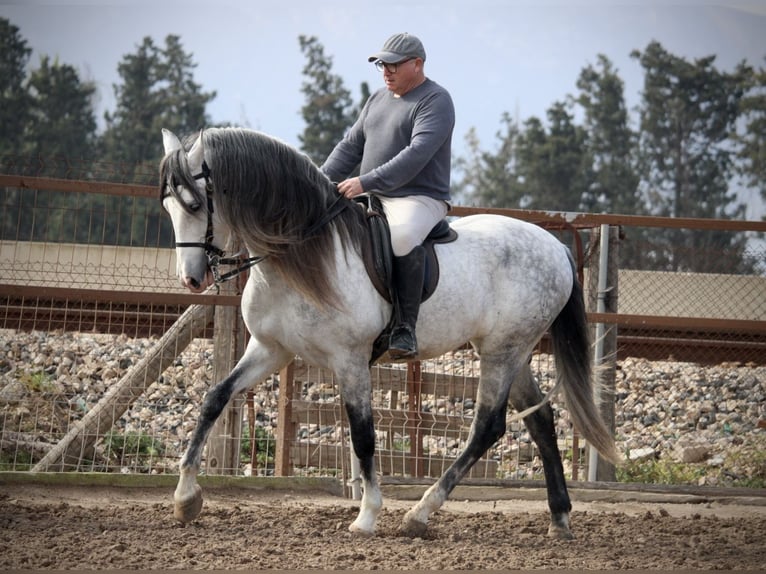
<box><xmin>337</xmin><ymin>177</ymin><xmax>364</xmax><ymax>199</ymax></box>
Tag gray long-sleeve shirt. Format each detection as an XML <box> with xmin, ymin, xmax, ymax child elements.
<box><xmin>321</xmin><ymin>78</ymin><xmax>455</xmax><ymax>202</ymax></box>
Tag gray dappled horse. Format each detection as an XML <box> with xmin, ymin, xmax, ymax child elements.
<box><xmin>159</xmin><ymin>127</ymin><xmax>618</xmax><ymax>539</ymax></box>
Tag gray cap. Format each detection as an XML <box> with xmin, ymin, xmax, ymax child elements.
<box><xmin>368</xmin><ymin>33</ymin><xmax>426</xmax><ymax>64</ymax></box>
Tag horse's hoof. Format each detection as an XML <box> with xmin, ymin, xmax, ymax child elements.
<box><xmin>348</xmin><ymin>523</ymin><xmax>375</xmax><ymax>538</ymax></box>
<box><xmin>174</xmin><ymin>484</ymin><xmax>203</xmax><ymax>523</ymax></box>
<box><xmin>547</xmin><ymin>523</ymin><xmax>574</xmax><ymax>540</ymax></box>
<box><xmin>400</xmin><ymin>518</ymin><xmax>428</xmax><ymax>538</ymax></box>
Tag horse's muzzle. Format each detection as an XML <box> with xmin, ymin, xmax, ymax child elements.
<box><xmin>182</xmin><ymin>269</ymin><xmax>214</xmax><ymax>293</ymax></box>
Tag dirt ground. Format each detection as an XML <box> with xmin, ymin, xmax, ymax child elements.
<box><xmin>1</xmin><ymin>483</ymin><xmax>765</xmax><ymax>570</ymax></box>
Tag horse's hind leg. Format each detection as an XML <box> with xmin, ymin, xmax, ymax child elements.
<box><xmin>339</xmin><ymin>366</ymin><xmax>383</xmax><ymax>536</ymax></box>
<box><xmin>509</xmin><ymin>363</ymin><xmax>573</xmax><ymax>539</ymax></box>
<box><xmin>401</xmin><ymin>351</ymin><xmax>516</xmax><ymax>537</ymax></box>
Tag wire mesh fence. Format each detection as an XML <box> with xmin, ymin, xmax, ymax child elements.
<box><xmin>0</xmin><ymin>165</ymin><xmax>764</xmax><ymax>489</ymax></box>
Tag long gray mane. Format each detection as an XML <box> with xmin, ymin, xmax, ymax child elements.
<box><xmin>160</xmin><ymin>127</ymin><xmax>367</xmax><ymax>308</ymax></box>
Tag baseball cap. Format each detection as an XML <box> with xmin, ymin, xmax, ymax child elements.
<box><xmin>368</xmin><ymin>33</ymin><xmax>426</xmax><ymax>63</ymax></box>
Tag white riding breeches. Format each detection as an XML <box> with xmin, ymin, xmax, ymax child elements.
<box><xmin>377</xmin><ymin>195</ymin><xmax>449</xmax><ymax>257</ymax></box>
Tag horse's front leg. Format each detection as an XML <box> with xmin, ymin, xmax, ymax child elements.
<box><xmin>174</xmin><ymin>339</ymin><xmax>290</xmax><ymax>523</ymax></box>
<box><xmin>339</xmin><ymin>367</ymin><xmax>382</xmax><ymax>536</ymax></box>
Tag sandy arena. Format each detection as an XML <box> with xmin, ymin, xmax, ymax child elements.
<box><xmin>1</xmin><ymin>481</ymin><xmax>764</xmax><ymax>570</ymax></box>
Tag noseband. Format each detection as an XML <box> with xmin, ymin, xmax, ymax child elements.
<box><xmin>172</xmin><ymin>161</ymin><xmax>265</xmax><ymax>284</ymax></box>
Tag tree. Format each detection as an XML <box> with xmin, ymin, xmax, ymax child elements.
<box><xmin>734</xmin><ymin>58</ymin><xmax>766</xmax><ymax>208</ymax></box>
<box><xmin>632</xmin><ymin>41</ymin><xmax>751</xmax><ymax>272</ymax></box>
<box><xmin>155</xmin><ymin>35</ymin><xmax>215</xmax><ymax>139</ymax></box>
<box><xmin>98</xmin><ymin>35</ymin><xmax>215</xmax><ymax>246</ymax></box>
<box><xmin>20</xmin><ymin>56</ymin><xmax>99</xmax><ymax>243</ymax></box>
<box><xmin>100</xmin><ymin>35</ymin><xmax>215</xmax><ymax>172</ymax></box>
<box><xmin>25</xmin><ymin>55</ymin><xmax>97</xmax><ymax>162</ymax></box>
<box><xmin>575</xmin><ymin>55</ymin><xmax>641</xmax><ymax>215</ymax></box>
<box><xmin>575</xmin><ymin>54</ymin><xmax>648</xmax><ymax>268</ymax></box>
<box><xmin>455</xmin><ymin>114</ymin><xmax>523</xmax><ymax>207</ymax></box>
<box><xmin>0</xmin><ymin>18</ymin><xmax>33</xmax><ymax>159</ymax></box>
<box><xmin>298</xmin><ymin>35</ymin><xmax>358</xmax><ymax>166</ymax></box>
<box><xmin>515</xmin><ymin>103</ymin><xmax>589</xmax><ymax>211</ymax></box>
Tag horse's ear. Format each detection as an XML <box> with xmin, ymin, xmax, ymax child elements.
<box><xmin>187</xmin><ymin>130</ymin><xmax>205</xmax><ymax>172</ymax></box>
<box><xmin>162</xmin><ymin>129</ymin><xmax>183</xmax><ymax>154</ymax></box>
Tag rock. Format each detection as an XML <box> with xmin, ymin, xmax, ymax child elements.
<box><xmin>0</xmin><ymin>379</ymin><xmax>28</xmax><ymax>404</ymax></box>
<box><xmin>673</xmin><ymin>443</ymin><xmax>710</xmax><ymax>463</ymax></box>
<box><xmin>627</xmin><ymin>447</ymin><xmax>655</xmax><ymax>461</ymax></box>
<box><xmin>0</xmin><ymin>330</ymin><xmax>764</xmax><ymax>484</ymax></box>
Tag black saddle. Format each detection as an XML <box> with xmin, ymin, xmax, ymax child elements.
<box><xmin>354</xmin><ymin>195</ymin><xmax>458</xmax><ymax>364</ymax></box>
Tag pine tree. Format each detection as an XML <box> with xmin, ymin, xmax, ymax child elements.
<box><xmin>100</xmin><ymin>35</ymin><xmax>215</xmax><ymax>174</ymax></box>
<box><xmin>98</xmin><ymin>34</ymin><xmax>214</xmax><ymax>246</ymax></box>
<box><xmin>298</xmin><ymin>35</ymin><xmax>356</xmax><ymax>166</ymax></box>
<box><xmin>632</xmin><ymin>40</ymin><xmax>751</xmax><ymax>272</ymax></box>
<box><xmin>455</xmin><ymin>114</ymin><xmax>523</xmax><ymax>207</ymax></box>
<box><xmin>734</xmin><ymin>58</ymin><xmax>766</xmax><ymax>209</ymax></box>
<box><xmin>0</xmin><ymin>18</ymin><xmax>33</xmax><ymax>159</ymax></box>
<box><xmin>575</xmin><ymin>55</ymin><xmax>640</xmax><ymax>215</ymax></box>
<box><xmin>515</xmin><ymin>103</ymin><xmax>588</xmax><ymax>211</ymax></box>
<box><xmin>25</xmin><ymin>55</ymin><xmax>97</xmax><ymax>163</ymax></box>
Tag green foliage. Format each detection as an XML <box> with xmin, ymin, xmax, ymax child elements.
<box><xmin>0</xmin><ymin>18</ymin><xmax>33</xmax><ymax>157</ymax></box>
<box><xmin>0</xmin><ymin>450</ymin><xmax>33</xmax><ymax>471</ymax></box>
<box><xmin>576</xmin><ymin>54</ymin><xmax>641</xmax><ymax>216</ymax></box>
<box><xmin>103</xmin><ymin>431</ymin><xmax>164</xmax><ymax>463</ymax></box>
<box><xmin>719</xmin><ymin>446</ymin><xmax>766</xmax><ymax>488</ymax></box>
<box><xmin>99</xmin><ymin>34</ymin><xmax>215</xmax><ymax>171</ymax></box>
<box><xmin>456</xmin><ymin>41</ymin><xmax>759</xmax><ymax>273</ymax></box>
<box><xmin>618</xmin><ymin>447</ymin><xmax>766</xmax><ymax>489</ymax></box>
<box><xmin>241</xmin><ymin>425</ymin><xmax>276</xmax><ymax>469</ymax></box>
<box><xmin>519</xmin><ymin>102</ymin><xmax>590</xmax><ymax>211</ymax></box>
<box><xmin>391</xmin><ymin>436</ymin><xmax>410</xmax><ymax>452</ymax></box>
<box><xmin>631</xmin><ymin>41</ymin><xmax>753</xmax><ymax>272</ymax></box>
<box><xmin>454</xmin><ymin>116</ymin><xmax>523</xmax><ymax>207</ymax></box>
<box><xmin>733</xmin><ymin>60</ymin><xmax>766</xmax><ymax>202</ymax></box>
<box><xmin>24</xmin><ymin>55</ymin><xmax>98</xmax><ymax>162</ymax></box>
<box><xmin>298</xmin><ymin>35</ymin><xmax>362</xmax><ymax>166</ymax></box>
<box><xmin>17</xmin><ymin>370</ymin><xmax>55</xmax><ymax>393</ymax></box>
<box><xmin>0</xmin><ymin>22</ymin><xmax>208</xmax><ymax>248</ymax></box>
<box><xmin>617</xmin><ymin>455</ymin><xmax>707</xmax><ymax>485</ymax></box>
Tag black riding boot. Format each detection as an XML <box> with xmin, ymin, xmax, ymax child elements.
<box><xmin>389</xmin><ymin>245</ymin><xmax>426</xmax><ymax>360</ymax></box>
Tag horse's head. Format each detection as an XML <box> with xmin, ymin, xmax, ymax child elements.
<box><xmin>160</xmin><ymin>129</ymin><xmax>226</xmax><ymax>293</ymax></box>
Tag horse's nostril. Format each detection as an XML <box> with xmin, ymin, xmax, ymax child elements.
<box><xmin>188</xmin><ymin>277</ymin><xmax>200</xmax><ymax>289</ymax></box>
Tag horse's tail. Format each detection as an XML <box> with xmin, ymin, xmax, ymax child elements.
<box><xmin>550</xmin><ymin>254</ymin><xmax>620</xmax><ymax>464</ymax></box>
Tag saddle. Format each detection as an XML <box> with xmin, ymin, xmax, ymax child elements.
<box><xmin>353</xmin><ymin>195</ymin><xmax>458</xmax><ymax>364</ymax></box>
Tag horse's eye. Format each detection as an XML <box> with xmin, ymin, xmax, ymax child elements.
<box><xmin>189</xmin><ymin>202</ymin><xmax>202</xmax><ymax>213</ymax></box>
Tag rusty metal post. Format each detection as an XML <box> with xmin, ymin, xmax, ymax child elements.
<box><xmin>407</xmin><ymin>361</ymin><xmax>424</xmax><ymax>477</ymax></box>
<box><xmin>274</xmin><ymin>361</ymin><xmax>296</xmax><ymax>476</ymax></box>
<box><xmin>205</xmin><ymin>240</ymin><xmax>248</xmax><ymax>475</ymax></box>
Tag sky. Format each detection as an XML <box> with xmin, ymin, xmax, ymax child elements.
<box><xmin>3</xmin><ymin>0</ymin><xmax>766</xmax><ymax>217</ymax></box>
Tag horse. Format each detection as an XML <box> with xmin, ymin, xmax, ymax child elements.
<box><xmin>159</xmin><ymin>126</ymin><xmax>619</xmax><ymax>539</ymax></box>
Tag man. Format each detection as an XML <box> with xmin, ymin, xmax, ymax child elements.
<box><xmin>321</xmin><ymin>32</ymin><xmax>455</xmax><ymax>360</ymax></box>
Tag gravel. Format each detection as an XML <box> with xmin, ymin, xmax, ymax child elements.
<box><xmin>0</xmin><ymin>329</ymin><xmax>763</xmax><ymax>486</ymax></box>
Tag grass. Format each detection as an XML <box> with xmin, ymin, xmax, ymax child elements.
<box><xmin>617</xmin><ymin>445</ymin><xmax>766</xmax><ymax>489</ymax></box>
<box><xmin>103</xmin><ymin>431</ymin><xmax>165</xmax><ymax>464</ymax></box>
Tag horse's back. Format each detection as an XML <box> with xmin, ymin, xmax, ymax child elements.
<box><xmin>417</xmin><ymin>214</ymin><xmax>574</xmax><ymax>356</ymax></box>
<box><xmin>446</xmin><ymin>214</ymin><xmax>572</xmax><ymax>280</ymax></box>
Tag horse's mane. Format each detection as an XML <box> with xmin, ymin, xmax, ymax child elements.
<box><xmin>159</xmin><ymin>127</ymin><xmax>367</xmax><ymax>309</ymax></box>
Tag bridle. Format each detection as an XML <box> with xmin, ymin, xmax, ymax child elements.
<box><xmin>164</xmin><ymin>159</ymin><xmax>349</xmax><ymax>287</ymax></box>
<box><xmin>169</xmin><ymin>160</ymin><xmax>265</xmax><ymax>285</ymax></box>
